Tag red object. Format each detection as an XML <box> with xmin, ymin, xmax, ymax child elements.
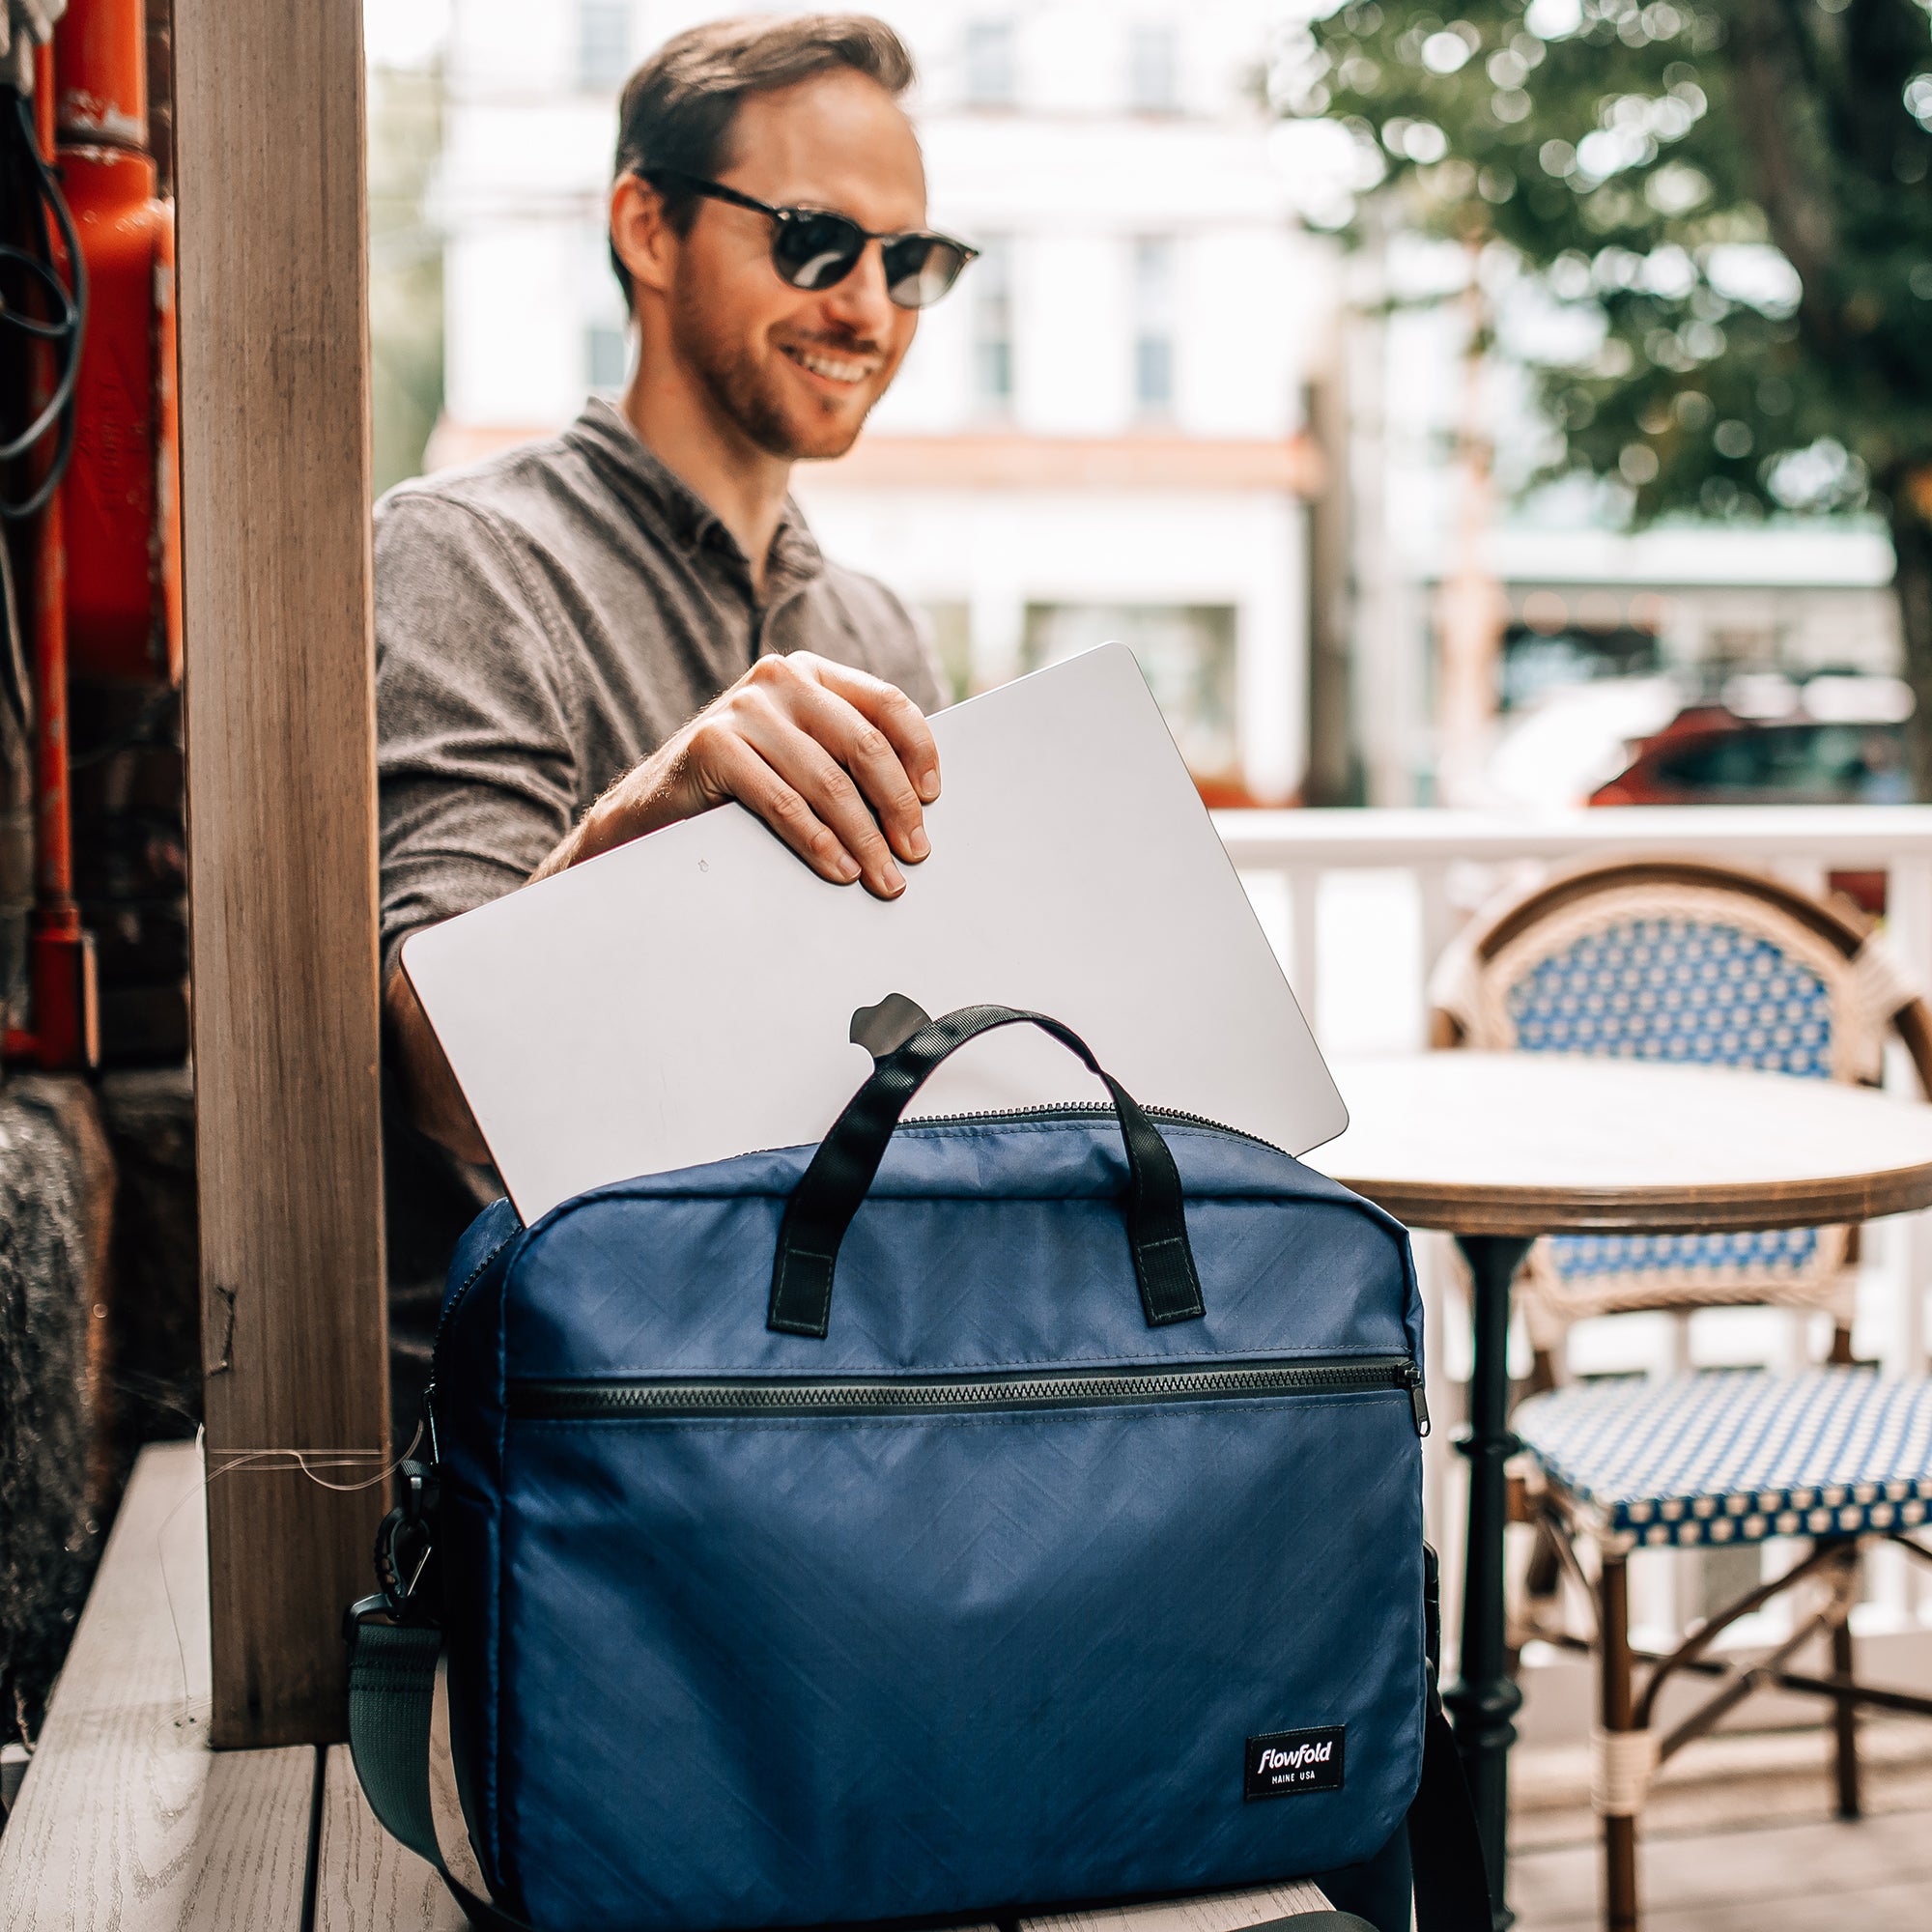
<box><xmin>20</xmin><ymin>476</ymin><xmax>98</xmax><ymax>1069</ymax></box>
<box><xmin>1586</xmin><ymin>705</ymin><xmax>1735</xmax><ymax>807</ymax></box>
<box><xmin>1589</xmin><ymin>704</ymin><xmax>1910</xmax><ymax>809</ymax></box>
<box><xmin>0</xmin><ymin>16</ymin><xmax>178</xmax><ymax>1068</ymax></box>
<box><xmin>1589</xmin><ymin>703</ymin><xmax>1899</xmax><ymax>920</ymax></box>
<box><xmin>53</xmin><ymin>0</ymin><xmax>182</xmax><ymax>683</ymax></box>
<box><xmin>2</xmin><ymin>49</ymin><xmax>99</xmax><ymax>1069</ymax></box>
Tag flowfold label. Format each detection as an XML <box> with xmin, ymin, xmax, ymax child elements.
<box><xmin>1243</xmin><ymin>1725</ymin><xmax>1346</xmax><ymax>1800</ymax></box>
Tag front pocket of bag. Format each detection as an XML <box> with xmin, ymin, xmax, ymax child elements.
<box><xmin>492</xmin><ymin>1377</ymin><xmax>1426</xmax><ymax>1932</ymax></box>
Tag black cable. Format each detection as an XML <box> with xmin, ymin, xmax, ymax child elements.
<box><xmin>0</xmin><ymin>87</ymin><xmax>86</xmax><ymax>522</ymax></box>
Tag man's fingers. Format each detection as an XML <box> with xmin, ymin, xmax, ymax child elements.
<box><xmin>694</xmin><ymin>729</ymin><xmax>862</xmax><ymax>887</ymax></box>
<box><xmin>736</xmin><ymin>701</ymin><xmax>908</xmax><ymax>897</ymax></box>
<box><xmin>676</xmin><ymin>657</ymin><xmax>940</xmax><ymax>900</ymax></box>
<box><xmin>796</xmin><ymin>655</ymin><xmax>941</xmax><ymax>805</ymax></box>
<box><xmin>773</xmin><ymin>678</ymin><xmax>929</xmax><ymax>869</ymax></box>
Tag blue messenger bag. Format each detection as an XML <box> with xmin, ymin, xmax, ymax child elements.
<box><xmin>345</xmin><ymin>1006</ymin><xmax>1490</xmax><ymax>1932</ymax></box>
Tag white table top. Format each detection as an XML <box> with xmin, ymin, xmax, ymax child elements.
<box><xmin>1306</xmin><ymin>1052</ymin><xmax>1932</xmax><ymax>1237</ymax></box>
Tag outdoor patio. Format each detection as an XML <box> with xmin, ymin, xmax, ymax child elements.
<box><xmin>4</xmin><ymin>0</ymin><xmax>1932</xmax><ymax>1921</ymax></box>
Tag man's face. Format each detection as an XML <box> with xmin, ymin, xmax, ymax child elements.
<box><xmin>664</xmin><ymin>71</ymin><xmax>928</xmax><ymax>462</ymax></box>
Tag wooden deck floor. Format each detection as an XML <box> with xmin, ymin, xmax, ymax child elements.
<box><xmin>1512</xmin><ymin>1809</ymin><xmax>1932</xmax><ymax>1932</ymax></box>
<box><xmin>1509</xmin><ymin>1718</ymin><xmax>1932</xmax><ymax>1930</ymax></box>
<box><xmin>6</xmin><ymin>1443</ymin><xmax>1930</xmax><ymax>1930</ymax></box>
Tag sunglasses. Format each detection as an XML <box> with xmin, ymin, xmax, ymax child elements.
<box><xmin>638</xmin><ymin>168</ymin><xmax>979</xmax><ymax>310</ymax></box>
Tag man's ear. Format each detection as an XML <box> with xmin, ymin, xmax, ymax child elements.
<box><xmin>610</xmin><ymin>174</ymin><xmax>677</xmax><ymax>301</ymax></box>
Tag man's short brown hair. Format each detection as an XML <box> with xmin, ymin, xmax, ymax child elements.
<box><xmin>610</xmin><ymin>14</ymin><xmax>918</xmax><ymax>308</ymax></box>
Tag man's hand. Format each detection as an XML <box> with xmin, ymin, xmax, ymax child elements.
<box><xmin>534</xmin><ymin>651</ymin><xmax>940</xmax><ymax>898</ymax></box>
<box><xmin>389</xmin><ymin>654</ymin><xmax>939</xmax><ymax>1159</ymax></box>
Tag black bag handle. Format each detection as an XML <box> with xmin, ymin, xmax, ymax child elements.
<box><xmin>768</xmin><ymin>1004</ymin><xmax>1206</xmax><ymax>1338</ymax></box>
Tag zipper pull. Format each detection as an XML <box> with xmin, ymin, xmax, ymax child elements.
<box><xmin>1405</xmin><ymin>1364</ymin><xmax>1431</xmax><ymax>1437</ymax></box>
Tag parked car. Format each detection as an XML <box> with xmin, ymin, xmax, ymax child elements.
<box><xmin>1589</xmin><ymin>678</ymin><xmax>1915</xmax><ymax>914</ymax></box>
<box><xmin>1588</xmin><ymin>707</ymin><xmax>1911</xmax><ymax>807</ymax></box>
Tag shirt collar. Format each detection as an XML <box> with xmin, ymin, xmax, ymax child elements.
<box><xmin>565</xmin><ymin>394</ymin><xmax>824</xmax><ymax>601</ymax></box>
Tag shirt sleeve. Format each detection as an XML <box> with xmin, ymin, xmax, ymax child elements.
<box><xmin>375</xmin><ymin>491</ymin><xmax>581</xmax><ymax>988</ymax></box>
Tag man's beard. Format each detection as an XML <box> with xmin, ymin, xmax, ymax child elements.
<box><xmin>669</xmin><ymin>280</ymin><xmax>876</xmax><ymax>462</ymax></box>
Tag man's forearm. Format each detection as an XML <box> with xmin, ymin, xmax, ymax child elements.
<box><xmin>384</xmin><ymin>966</ymin><xmax>492</xmax><ymax>1165</ymax></box>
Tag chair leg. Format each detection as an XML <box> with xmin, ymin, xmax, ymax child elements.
<box><xmin>1599</xmin><ymin>1550</ymin><xmax>1639</xmax><ymax>1932</ymax></box>
<box><xmin>1522</xmin><ymin>1514</ymin><xmax>1563</xmax><ymax>1611</ymax></box>
<box><xmin>1830</xmin><ymin>1546</ymin><xmax>1861</xmax><ymax>1821</ymax></box>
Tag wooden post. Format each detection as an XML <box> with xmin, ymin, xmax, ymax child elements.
<box><xmin>173</xmin><ymin>0</ymin><xmax>388</xmax><ymax>1747</ymax></box>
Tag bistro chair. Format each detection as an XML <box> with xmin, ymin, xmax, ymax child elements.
<box><xmin>1427</xmin><ymin>855</ymin><xmax>1932</xmax><ymax>1932</ymax></box>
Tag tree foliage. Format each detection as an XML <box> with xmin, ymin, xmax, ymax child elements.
<box><xmin>1280</xmin><ymin>0</ymin><xmax>1932</xmax><ymax>774</ymax></box>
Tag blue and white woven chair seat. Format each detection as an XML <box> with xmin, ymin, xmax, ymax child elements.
<box><xmin>1516</xmin><ymin>1369</ymin><xmax>1932</xmax><ymax>1548</ymax></box>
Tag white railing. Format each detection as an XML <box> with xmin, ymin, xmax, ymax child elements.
<box><xmin>1213</xmin><ymin>805</ymin><xmax>1932</xmax><ymax>1739</ymax></box>
<box><xmin>1214</xmin><ymin>805</ymin><xmax>1932</xmax><ymax>1052</ymax></box>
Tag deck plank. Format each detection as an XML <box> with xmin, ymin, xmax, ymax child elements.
<box><xmin>1022</xmin><ymin>1879</ymin><xmax>1335</xmax><ymax>1932</ymax></box>
<box><xmin>316</xmin><ymin>1747</ymin><xmax>464</xmax><ymax>1932</ymax></box>
<box><xmin>1513</xmin><ymin>1806</ymin><xmax>1932</xmax><ymax>1928</ymax></box>
<box><xmin>0</xmin><ymin>1443</ymin><xmax>313</xmax><ymax>1931</ymax></box>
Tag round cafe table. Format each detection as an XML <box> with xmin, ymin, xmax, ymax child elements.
<box><xmin>1307</xmin><ymin>1052</ymin><xmax>1932</xmax><ymax>1929</ymax></box>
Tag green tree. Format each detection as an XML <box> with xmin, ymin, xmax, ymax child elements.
<box><xmin>1281</xmin><ymin>0</ymin><xmax>1932</xmax><ymax>787</ymax></box>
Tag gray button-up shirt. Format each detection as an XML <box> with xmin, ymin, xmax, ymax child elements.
<box><xmin>375</xmin><ymin>394</ymin><xmax>943</xmax><ymax>985</ymax></box>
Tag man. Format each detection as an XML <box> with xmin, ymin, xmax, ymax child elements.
<box><xmin>380</xmin><ymin>14</ymin><xmax>970</xmax><ymax>1148</ymax></box>
<box><xmin>375</xmin><ymin>25</ymin><xmax>1412</xmax><ymax>1923</ymax></box>
<box><xmin>376</xmin><ymin>15</ymin><xmax>971</xmax><ymax>1380</ymax></box>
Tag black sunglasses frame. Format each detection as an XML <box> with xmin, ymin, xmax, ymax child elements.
<box><xmin>636</xmin><ymin>168</ymin><xmax>979</xmax><ymax>310</ymax></box>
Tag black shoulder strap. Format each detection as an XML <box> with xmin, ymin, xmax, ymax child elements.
<box><xmin>1407</xmin><ymin>1699</ymin><xmax>1495</xmax><ymax>1932</ymax></box>
<box><xmin>346</xmin><ymin>1621</ymin><xmax>1490</xmax><ymax>1932</ymax></box>
<box><xmin>346</xmin><ymin>1618</ymin><xmax>537</xmax><ymax>1932</ymax></box>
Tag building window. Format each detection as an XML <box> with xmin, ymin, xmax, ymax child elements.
<box><xmin>1128</xmin><ymin>23</ymin><xmax>1179</xmax><ymax>112</ymax></box>
<box><xmin>578</xmin><ymin>0</ymin><xmax>632</xmax><ymax>93</ymax></box>
<box><xmin>1133</xmin><ymin>238</ymin><xmax>1176</xmax><ymax>413</ymax></box>
<box><xmin>586</xmin><ymin>323</ymin><xmax>630</xmax><ymax>389</ymax></box>
<box><xmin>1022</xmin><ymin>604</ymin><xmax>1238</xmax><ymax>781</ymax></box>
<box><xmin>964</xmin><ymin>20</ymin><xmax>1016</xmax><ymax>107</ymax></box>
<box><xmin>972</xmin><ymin>238</ymin><xmax>1013</xmax><ymax>411</ymax></box>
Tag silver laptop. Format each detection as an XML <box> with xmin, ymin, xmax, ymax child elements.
<box><xmin>403</xmin><ymin>643</ymin><xmax>1346</xmax><ymax>1223</ymax></box>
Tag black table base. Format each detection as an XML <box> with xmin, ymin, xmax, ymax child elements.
<box><xmin>1442</xmin><ymin>1233</ymin><xmax>1532</xmax><ymax>1932</ymax></box>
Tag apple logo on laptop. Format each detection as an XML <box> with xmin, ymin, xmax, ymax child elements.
<box><xmin>849</xmin><ymin>993</ymin><xmax>931</xmax><ymax>1061</ymax></box>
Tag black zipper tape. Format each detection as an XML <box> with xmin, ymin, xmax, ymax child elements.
<box><xmin>509</xmin><ymin>1355</ymin><xmax>1428</xmax><ymax>1433</ymax></box>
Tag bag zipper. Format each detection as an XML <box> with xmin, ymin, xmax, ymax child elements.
<box><xmin>910</xmin><ymin>1101</ymin><xmax>1287</xmax><ymax>1152</ymax></box>
<box><xmin>510</xmin><ymin>1355</ymin><xmax>1430</xmax><ymax>1435</ymax></box>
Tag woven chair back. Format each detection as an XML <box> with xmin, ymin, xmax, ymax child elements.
<box><xmin>1430</xmin><ymin>858</ymin><xmax>1932</xmax><ymax>1341</ymax></box>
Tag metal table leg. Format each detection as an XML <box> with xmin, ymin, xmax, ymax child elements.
<box><xmin>1445</xmin><ymin>1233</ymin><xmax>1532</xmax><ymax>1931</ymax></box>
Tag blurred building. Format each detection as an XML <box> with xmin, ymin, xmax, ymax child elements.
<box><xmin>429</xmin><ymin>0</ymin><xmax>1333</xmax><ymax>804</ymax></box>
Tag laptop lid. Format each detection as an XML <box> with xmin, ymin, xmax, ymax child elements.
<box><xmin>402</xmin><ymin>643</ymin><xmax>1347</xmax><ymax>1223</ymax></box>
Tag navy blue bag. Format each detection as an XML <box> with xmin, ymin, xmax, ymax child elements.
<box><xmin>346</xmin><ymin>1007</ymin><xmax>1489</xmax><ymax>1932</ymax></box>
